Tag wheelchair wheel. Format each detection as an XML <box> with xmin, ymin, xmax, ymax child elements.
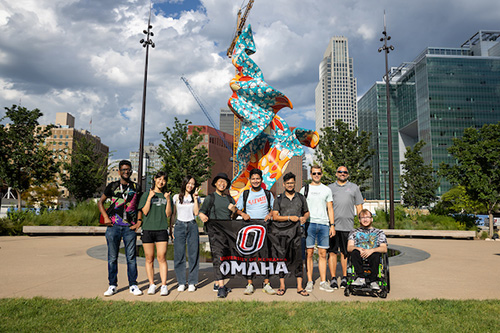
<box><xmin>344</xmin><ymin>287</ymin><xmax>351</xmax><ymax>297</ymax></box>
<box><xmin>383</xmin><ymin>254</ymin><xmax>391</xmax><ymax>293</ymax></box>
<box><xmin>379</xmin><ymin>290</ymin><xmax>387</xmax><ymax>298</ymax></box>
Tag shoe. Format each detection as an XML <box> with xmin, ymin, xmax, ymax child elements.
<box><xmin>262</xmin><ymin>283</ymin><xmax>276</xmax><ymax>295</ymax></box>
<box><xmin>188</xmin><ymin>284</ymin><xmax>196</xmax><ymax>292</ymax></box>
<box><xmin>330</xmin><ymin>278</ymin><xmax>339</xmax><ymax>290</ymax></box>
<box><xmin>147</xmin><ymin>284</ymin><xmax>156</xmax><ymax>295</ymax></box>
<box><xmin>103</xmin><ymin>285</ymin><xmax>116</xmax><ymax>297</ymax></box>
<box><xmin>340</xmin><ymin>277</ymin><xmax>348</xmax><ymax>288</ymax></box>
<box><xmin>129</xmin><ymin>285</ymin><xmax>143</xmax><ymax>296</ymax></box>
<box><xmin>351</xmin><ymin>277</ymin><xmax>365</xmax><ymax>286</ymax></box>
<box><xmin>244</xmin><ymin>284</ymin><xmax>255</xmax><ymax>295</ymax></box>
<box><xmin>177</xmin><ymin>284</ymin><xmax>186</xmax><ymax>292</ymax></box>
<box><xmin>217</xmin><ymin>285</ymin><xmax>231</xmax><ymax>298</ymax></box>
<box><xmin>160</xmin><ymin>285</ymin><xmax>169</xmax><ymax>296</ymax></box>
<box><xmin>305</xmin><ymin>281</ymin><xmax>314</xmax><ymax>292</ymax></box>
<box><xmin>370</xmin><ymin>281</ymin><xmax>381</xmax><ymax>290</ymax></box>
<box><xmin>319</xmin><ymin>281</ymin><xmax>334</xmax><ymax>292</ymax></box>
<box><xmin>213</xmin><ymin>283</ymin><xmax>219</xmax><ymax>292</ymax></box>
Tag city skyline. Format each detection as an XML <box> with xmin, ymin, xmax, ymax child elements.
<box><xmin>0</xmin><ymin>0</ymin><xmax>499</xmax><ymax>159</ymax></box>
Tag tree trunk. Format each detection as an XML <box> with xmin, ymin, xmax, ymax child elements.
<box><xmin>16</xmin><ymin>189</ymin><xmax>21</xmax><ymax>210</ymax></box>
<box><xmin>489</xmin><ymin>211</ymin><xmax>494</xmax><ymax>237</ymax></box>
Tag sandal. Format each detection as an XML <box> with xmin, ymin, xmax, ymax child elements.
<box><xmin>277</xmin><ymin>288</ymin><xmax>286</xmax><ymax>296</ymax></box>
<box><xmin>297</xmin><ymin>289</ymin><xmax>309</xmax><ymax>297</ymax></box>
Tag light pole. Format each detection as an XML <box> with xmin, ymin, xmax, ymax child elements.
<box><xmin>137</xmin><ymin>3</ymin><xmax>155</xmax><ymax>193</ymax></box>
<box><xmin>382</xmin><ymin>170</ymin><xmax>388</xmax><ymax>212</ymax></box>
<box><xmin>378</xmin><ymin>12</ymin><xmax>395</xmax><ymax>229</ymax></box>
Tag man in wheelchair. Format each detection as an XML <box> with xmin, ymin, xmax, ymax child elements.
<box><xmin>347</xmin><ymin>209</ymin><xmax>387</xmax><ymax>290</ymax></box>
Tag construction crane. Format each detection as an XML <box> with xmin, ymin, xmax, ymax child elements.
<box><xmin>180</xmin><ymin>76</ymin><xmax>233</xmax><ymax>154</ymax></box>
<box><xmin>227</xmin><ymin>0</ymin><xmax>255</xmax><ymax>58</ymax></box>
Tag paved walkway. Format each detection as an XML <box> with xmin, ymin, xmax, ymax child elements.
<box><xmin>1</xmin><ymin>236</ymin><xmax>499</xmax><ymax>302</ymax></box>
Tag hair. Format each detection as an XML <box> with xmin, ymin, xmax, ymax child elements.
<box><xmin>283</xmin><ymin>172</ymin><xmax>296</xmax><ymax>183</ymax></box>
<box><xmin>249</xmin><ymin>168</ymin><xmax>262</xmax><ymax>179</ymax></box>
<box><xmin>119</xmin><ymin>160</ymin><xmax>132</xmax><ymax>170</ymax></box>
<box><xmin>151</xmin><ymin>171</ymin><xmax>167</xmax><ymax>193</ymax></box>
<box><xmin>358</xmin><ymin>209</ymin><xmax>372</xmax><ymax>218</ymax></box>
<box><xmin>311</xmin><ymin>164</ymin><xmax>322</xmax><ymax>172</ymax></box>
<box><xmin>179</xmin><ymin>175</ymin><xmax>197</xmax><ymax>204</ymax></box>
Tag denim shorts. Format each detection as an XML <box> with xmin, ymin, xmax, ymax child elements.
<box><xmin>306</xmin><ymin>223</ymin><xmax>330</xmax><ymax>249</ymax></box>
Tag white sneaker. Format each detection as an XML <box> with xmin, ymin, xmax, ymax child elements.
<box><xmin>160</xmin><ymin>285</ymin><xmax>169</xmax><ymax>296</ymax></box>
<box><xmin>370</xmin><ymin>281</ymin><xmax>381</xmax><ymax>290</ymax></box>
<box><xmin>351</xmin><ymin>277</ymin><xmax>366</xmax><ymax>287</ymax></box>
<box><xmin>129</xmin><ymin>285</ymin><xmax>143</xmax><ymax>296</ymax></box>
<box><xmin>244</xmin><ymin>284</ymin><xmax>255</xmax><ymax>295</ymax></box>
<box><xmin>147</xmin><ymin>284</ymin><xmax>156</xmax><ymax>295</ymax></box>
<box><xmin>188</xmin><ymin>284</ymin><xmax>196</xmax><ymax>292</ymax></box>
<box><xmin>319</xmin><ymin>281</ymin><xmax>334</xmax><ymax>292</ymax></box>
<box><xmin>262</xmin><ymin>283</ymin><xmax>276</xmax><ymax>295</ymax></box>
<box><xmin>103</xmin><ymin>285</ymin><xmax>116</xmax><ymax>297</ymax></box>
<box><xmin>177</xmin><ymin>284</ymin><xmax>186</xmax><ymax>292</ymax></box>
<box><xmin>305</xmin><ymin>281</ymin><xmax>314</xmax><ymax>292</ymax></box>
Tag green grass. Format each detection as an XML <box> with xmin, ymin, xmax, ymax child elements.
<box><xmin>0</xmin><ymin>298</ymin><xmax>498</xmax><ymax>332</ymax></box>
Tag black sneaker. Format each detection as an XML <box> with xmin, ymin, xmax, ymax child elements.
<box><xmin>340</xmin><ymin>277</ymin><xmax>347</xmax><ymax>289</ymax></box>
<box><xmin>217</xmin><ymin>285</ymin><xmax>231</xmax><ymax>298</ymax></box>
<box><xmin>213</xmin><ymin>283</ymin><xmax>219</xmax><ymax>292</ymax></box>
<box><xmin>330</xmin><ymin>278</ymin><xmax>339</xmax><ymax>290</ymax></box>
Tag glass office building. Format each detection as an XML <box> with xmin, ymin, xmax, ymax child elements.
<box><xmin>359</xmin><ymin>30</ymin><xmax>500</xmax><ymax>200</ymax></box>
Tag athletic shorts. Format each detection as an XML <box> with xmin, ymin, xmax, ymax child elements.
<box><xmin>306</xmin><ymin>223</ymin><xmax>330</xmax><ymax>249</ymax></box>
<box><xmin>141</xmin><ymin>229</ymin><xmax>169</xmax><ymax>243</ymax></box>
<box><xmin>328</xmin><ymin>230</ymin><xmax>350</xmax><ymax>255</ymax></box>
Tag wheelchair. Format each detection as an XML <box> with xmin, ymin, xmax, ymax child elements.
<box><xmin>344</xmin><ymin>251</ymin><xmax>390</xmax><ymax>298</ymax></box>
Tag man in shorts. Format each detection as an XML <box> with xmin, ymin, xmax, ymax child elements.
<box><xmin>300</xmin><ymin>165</ymin><xmax>335</xmax><ymax>293</ymax></box>
<box><xmin>328</xmin><ymin>166</ymin><xmax>363</xmax><ymax>289</ymax></box>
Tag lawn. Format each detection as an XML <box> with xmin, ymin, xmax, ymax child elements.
<box><xmin>0</xmin><ymin>298</ymin><xmax>498</xmax><ymax>332</ymax></box>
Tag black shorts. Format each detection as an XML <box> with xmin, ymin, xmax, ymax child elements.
<box><xmin>141</xmin><ymin>229</ymin><xmax>169</xmax><ymax>243</ymax></box>
<box><xmin>328</xmin><ymin>231</ymin><xmax>350</xmax><ymax>255</ymax></box>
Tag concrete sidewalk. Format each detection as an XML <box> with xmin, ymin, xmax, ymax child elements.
<box><xmin>1</xmin><ymin>236</ymin><xmax>499</xmax><ymax>302</ymax></box>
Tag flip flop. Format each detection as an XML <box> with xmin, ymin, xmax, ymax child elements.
<box><xmin>297</xmin><ymin>289</ymin><xmax>309</xmax><ymax>297</ymax></box>
<box><xmin>277</xmin><ymin>289</ymin><xmax>286</xmax><ymax>296</ymax></box>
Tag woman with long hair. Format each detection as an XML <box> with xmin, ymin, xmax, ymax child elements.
<box><xmin>171</xmin><ymin>175</ymin><xmax>200</xmax><ymax>292</ymax></box>
<box><xmin>137</xmin><ymin>171</ymin><xmax>171</xmax><ymax>296</ymax></box>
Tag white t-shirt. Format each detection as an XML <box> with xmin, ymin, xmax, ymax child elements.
<box><xmin>236</xmin><ymin>188</ymin><xmax>274</xmax><ymax>220</ymax></box>
<box><xmin>173</xmin><ymin>194</ymin><xmax>200</xmax><ymax>222</ymax></box>
<box><xmin>300</xmin><ymin>183</ymin><xmax>332</xmax><ymax>226</ymax></box>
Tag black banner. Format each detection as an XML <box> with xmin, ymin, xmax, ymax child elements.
<box><xmin>205</xmin><ymin>220</ymin><xmax>302</xmax><ymax>279</ymax></box>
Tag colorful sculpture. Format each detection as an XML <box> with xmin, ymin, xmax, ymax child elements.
<box><xmin>228</xmin><ymin>25</ymin><xmax>319</xmax><ymax>200</ymax></box>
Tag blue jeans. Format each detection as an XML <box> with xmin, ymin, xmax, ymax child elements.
<box><xmin>173</xmin><ymin>220</ymin><xmax>200</xmax><ymax>285</ymax></box>
<box><xmin>306</xmin><ymin>223</ymin><xmax>330</xmax><ymax>249</ymax></box>
<box><xmin>105</xmin><ymin>225</ymin><xmax>138</xmax><ymax>286</ymax></box>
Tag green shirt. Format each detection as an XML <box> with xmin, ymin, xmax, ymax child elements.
<box><xmin>138</xmin><ymin>192</ymin><xmax>169</xmax><ymax>230</ymax></box>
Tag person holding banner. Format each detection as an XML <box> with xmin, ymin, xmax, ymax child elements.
<box><xmin>272</xmin><ymin>172</ymin><xmax>310</xmax><ymax>296</ymax></box>
<box><xmin>199</xmin><ymin>172</ymin><xmax>237</xmax><ymax>298</ymax></box>
<box><xmin>138</xmin><ymin>171</ymin><xmax>172</xmax><ymax>296</ymax></box>
<box><xmin>171</xmin><ymin>176</ymin><xmax>201</xmax><ymax>293</ymax></box>
<box><xmin>235</xmin><ymin>168</ymin><xmax>276</xmax><ymax>296</ymax></box>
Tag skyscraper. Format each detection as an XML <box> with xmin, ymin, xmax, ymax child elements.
<box><xmin>315</xmin><ymin>36</ymin><xmax>358</xmax><ymax>132</ymax></box>
<box><xmin>359</xmin><ymin>30</ymin><xmax>500</xmax><ymax>200</ymax></box>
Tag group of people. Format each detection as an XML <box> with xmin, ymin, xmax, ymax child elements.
<box><xmin>98</xmin><ymin>159</ymin><xmax>387</xmax><ymax>298</ymax></box>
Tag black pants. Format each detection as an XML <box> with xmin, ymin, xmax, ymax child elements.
<box><xmin>350</xmin><ymin>250</ymin><xmax>381</xmax><ymax>281</ymax></box>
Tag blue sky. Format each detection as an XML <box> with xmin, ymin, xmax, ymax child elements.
<box><xmin>0</xmin><ymin>0</ymin><xmax>499</xmax><ymax>160</ymax></box>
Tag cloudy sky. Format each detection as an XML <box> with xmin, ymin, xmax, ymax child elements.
<box><xmin>1</xmin><ymin>0</ymin><xmax>499</xmax><ymax>160</ymax></box>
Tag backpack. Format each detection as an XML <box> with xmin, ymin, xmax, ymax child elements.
<box><xmin>205</xmin><ymin>193</ymin><xmax>236</xmax><ymax>220</ymax></box>
<box><xmin>242</xmin><ymin>189</ymin><xmax>272</xmax><ymax>213</ymax></box>
<box><xmin>303</xmin><ymin>184</ymin><xmax>309</xmax><ymax>198</ymax></box>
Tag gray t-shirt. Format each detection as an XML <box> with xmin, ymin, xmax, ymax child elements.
<box><xmin>328</xmin><ymin>181</ymin><xmax>364</xmax><ymax>231</ymax></box>
<box><xmin>272</xmin><ymin>192</ymin><xmax>308</xmax><ymax>217</ymax></box>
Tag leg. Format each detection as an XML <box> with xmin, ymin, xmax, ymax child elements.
<box><xmin>318</xmin><ymin>248</ymin><xmax>328</xmax><ymax>282</ymax></box>
<box><xmin>173</xmin><ymin>222</ymin><xmax>187</xmax><ymax>286</ymax></box>
<box><xmin>105</xmin><ymin>226</ymin><xmax>121</xmax><ymax>286</ymax></box>
<box><xmin>367</xmin><ymin>252</ymin><xmax>381</xmax><ymax>282</ymax></box>
<box><xmin>350</xmin><ymin>250</ymin><xmax>364</xmax><ymax>276</ymax></box>
<box><xmin>328</xmin><ymin>252</ymin><xmax>337</xmax><ymax>278</ymax></box>
<box><xmin>306</xmin><ymin>248</ymin><xmax>315</xmax><ymax>282</ymax></box>
<box><xmin>156</xmin><ymin>241</ymin><xmax>168</xmax><ymax>286</ymax></box>
<box><xmin>340</xmin><ymin>252</ymin><xmax>348</xmax><ymax>277</ymax></box>
<box><xmin>143</xmin><ymin>242</ymin><xmax>156</xmax><ymax>285</ymax></box>
<box><xmin>186</xmin><ymin>220</ymin><xmax>200</xmax><ymax>286</ymax></box>
<box><xmin>122</xmin><ymin>227</ymin><xmax>138</xmax><ymax>286</ymax></box>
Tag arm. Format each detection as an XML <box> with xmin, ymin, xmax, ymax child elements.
<box><xmin>165</xmin><ymin>192</ymin><xmax>172</xmax><ymax>217</ymax></box>
<box><xmin>193</xmin><ymin>189</ymin><xmax>200</xmax><ymax>216</ymax></box>
<box><xmin>236</xmin><ymin>209</ymin><xmax>251</xmax><ymax>221</ymax></box>
<box><xmin>348</xmin><ymin>240</ymin><xmax>387</xmax><ymax>258</ymax></box>
<box><xmin>272</xmin><ymin>210</ymin><xmax>300</xmax><ymax>222</ymax></box>
<box><xmin>355</xmin><ymin>204</ymin><xmax>363</xmax><ymax>216</ymax></box>
<box><xmin>140</xmin><ymin>189</ymin><xmax>156</xmax><ymax>216</ymax></box>
<box><xmin>98</xmin><ymin>194</ymin><xmax>112</xmax><ymax>225</ymax></box>
<box><xmin>131</xmin><ymin>210</ymin><xmax>142</xmax><ymax>231</ymax></box>
<box><xmin>299</xmin><ymin>211</ymin><xmax>310</xmax><ymax>224</ymax></box>
<box><xmin>170</xmin><ymin>201</ymin><xmax>176</xmax><ymax>240</ymax></box>
<box><xmin>327</xmin><ymin>201</ymin><xmax>335</xmax><ymax>237</ymax></box>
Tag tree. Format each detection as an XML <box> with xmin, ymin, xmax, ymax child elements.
<box><xmin>400</xmin><ymin>140</ymin><xmax>439</xmax><ymax>208</ymax></box>
<box><xmin>21</xmin><ymin>183</ymin><xmax>60</xmax><ymax>209</ymax></box>
<box><xmin>314</xmin><ymin>119</ymin><xmax>375</xmax><ymax>190</ymax></box>
<box><xmin>433</xmin><ymin>186</ymin><xmax>486</xmax><ymax>216</ymax></box>
<box><xmin>0</xmin><ymin>105</ymin><xmax>59</xmax><ymax>209</ymax></box>
<box><xmin>440</xmin><ymin>123</ymin><xmax>500</xmax><ymax>236</ymax></box>
<box><xmin>157</xmin><ymin>118</ymin><xmax>214</xmax><ymax>194</ymax></box>
<box><xmin>62</xmin><ymin>136</ymin><xmax>108</xmax><ymax>202</ymax></box>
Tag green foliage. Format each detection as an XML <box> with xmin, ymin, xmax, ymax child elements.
<box><xmin>314</xmin><ymin>119</ymin><xmax>375</xmax><ymax>190</ymax></box>
<box><xmin>400</xmin><ymin>141</ymin><xmax>439</xmax><ymax>208</ymax></box>
<box><xmin>0</xmin><ymin>105</ymin><xmax>59</xmax><ymax>208</ymax></box>
<box><xmin>21</xmin><ymin>183</ymin><xmax>60</xmax><ymax>209</ymax></box>
<box><xmin>157</xmin><ymin>118</ymin><xmax>214</xmax><ymax>194</ymax></box>
<box><xmin>62</xmin><ymin>136</ymin><xmax>108</xmax><ymax>201</ymax></box>
<box><xmin>432</xmin><ymin>186</ymin><xmax>486</xmax><ymax>216</ymax></box>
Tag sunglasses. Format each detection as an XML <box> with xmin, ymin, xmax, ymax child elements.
<box><xmin>337</xmin><ymin>171</ymin><xmax>348</xmax><ymax>174</ymax></box>
<box><xmin>312</xmin><ymin>172</ymin><xmax>322</xmax><ymax>176</ymax></box>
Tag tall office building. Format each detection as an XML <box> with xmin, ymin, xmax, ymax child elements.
<box><xmin>358</xmin><ymin>30</ymin><xmax>500</xmax><ymax>200</ymax></box>
<box><xmin>129</xmin><ymin>143</ymin><xmax>161</xmax><ymax>189</ymax></box>
<box><xmin>315</xmin><ymin>36</ymin><xmax>358</xmax><ymax>132</ymax></box>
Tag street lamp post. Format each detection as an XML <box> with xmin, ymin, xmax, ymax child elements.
<box><xmin>137</xmin><ymin>4</ymin><xmax>155</xmax><ymax>193</ymax></box>
<box><xmin>382</xmin><ymin>170</ymin><xmax>388</xmax><ymax>212</ymax></box>
<box><xmin>378</xmin><ymin>12</ymin><xmax>395</xmax><ymax>229</ymax></box>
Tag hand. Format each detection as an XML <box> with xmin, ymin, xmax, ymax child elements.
<box><xmin>242</xmin><ymin>213</ymin><xmax>250</xmax><ymax>221</ymax></box>
<box><xmin>264</xmin><ymin>212</ymin><xmax>273</xmax><ymax>222</ymax></box>
<box><xmin>164</xmin><ymin>191</ymin><xmax>171</xmax><ymax>200</ymax></box>
<box><xmin>129</xmin><ymin>224</ymin><xmax>140</xmax><ymax>231</ymax></box>
<box><xmin>193</xmin><ymin>188</ymin><xmax>200</xmax><ymax>198</ymax></box>
<box><xmin>103</xmin><ymin>216</ymin><xmax>113</xmax><ymax>226</ymax></box>
<box><xmin>299</xmin><ymin>216</ymin><xmax>307</xmax><ymax>224</ymax></box>
<box><xmin>228</xmin><ymin>203</ymin><xmax>236</xmax><ymax>212</ymax></box>
<box><xmin>360</xmin><ymin>248</ymin><xmax>373</xmax><ymax>259</ymax></box>
<box><xmin>148</xmin><ymin>189</ymin><xmax>156</xmax><ymax>198</ymax></box>
<box><xmin>289</xmin><ymin>215</ymin><xmax>299</xmax><ymax>222</ymax></box>
<box><xmin>200</xmin><ymin>214</ymin><xmax>209</xmax><ymax>223</ymax></box>
<box><xmin>329</xmin><ymin>226</ymin><xmax>336</xmax><ymax>237</ymax></box>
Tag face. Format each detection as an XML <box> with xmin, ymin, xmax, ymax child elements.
<box><xmin>186</xmin><ymin>178</ymin><xmax>196</xmax><ymax>193</ymax></box>
<box><xmin>120</xmin><ymin>165</ymin><xmax>132</xmax><ymax>180</ymax></box>
<box><xmin>154</xmin><ymin>175</ymin><xmax>166</xmax><ymax>190</ymax></box>
<box><xmin>250</xmin><ymin>173</ymin><xmax>262</xmax><ymax>189</ymax></box>
<box><xmin>284</xmin><ymin>178</ymin><xmax>296</xmax><ymax>192</ymax></box>
<box><xmin>310</xmin><ymin>167</ymin><xmax>322</xmax><ymax>183</ymax></box>
<box><xmin>336</xmin><ymin>167</ymin><xmax>349</xmax><ymax>182</ymax></box>
<box><xmin>359</xmin><ymin>214</ymin><xmax>373</xmax><ymax>228</ymax></box>
<box><xmin>215</xmin><ymin>178</ymin><xmax>228</xmax><ymax>192</ymax></box>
